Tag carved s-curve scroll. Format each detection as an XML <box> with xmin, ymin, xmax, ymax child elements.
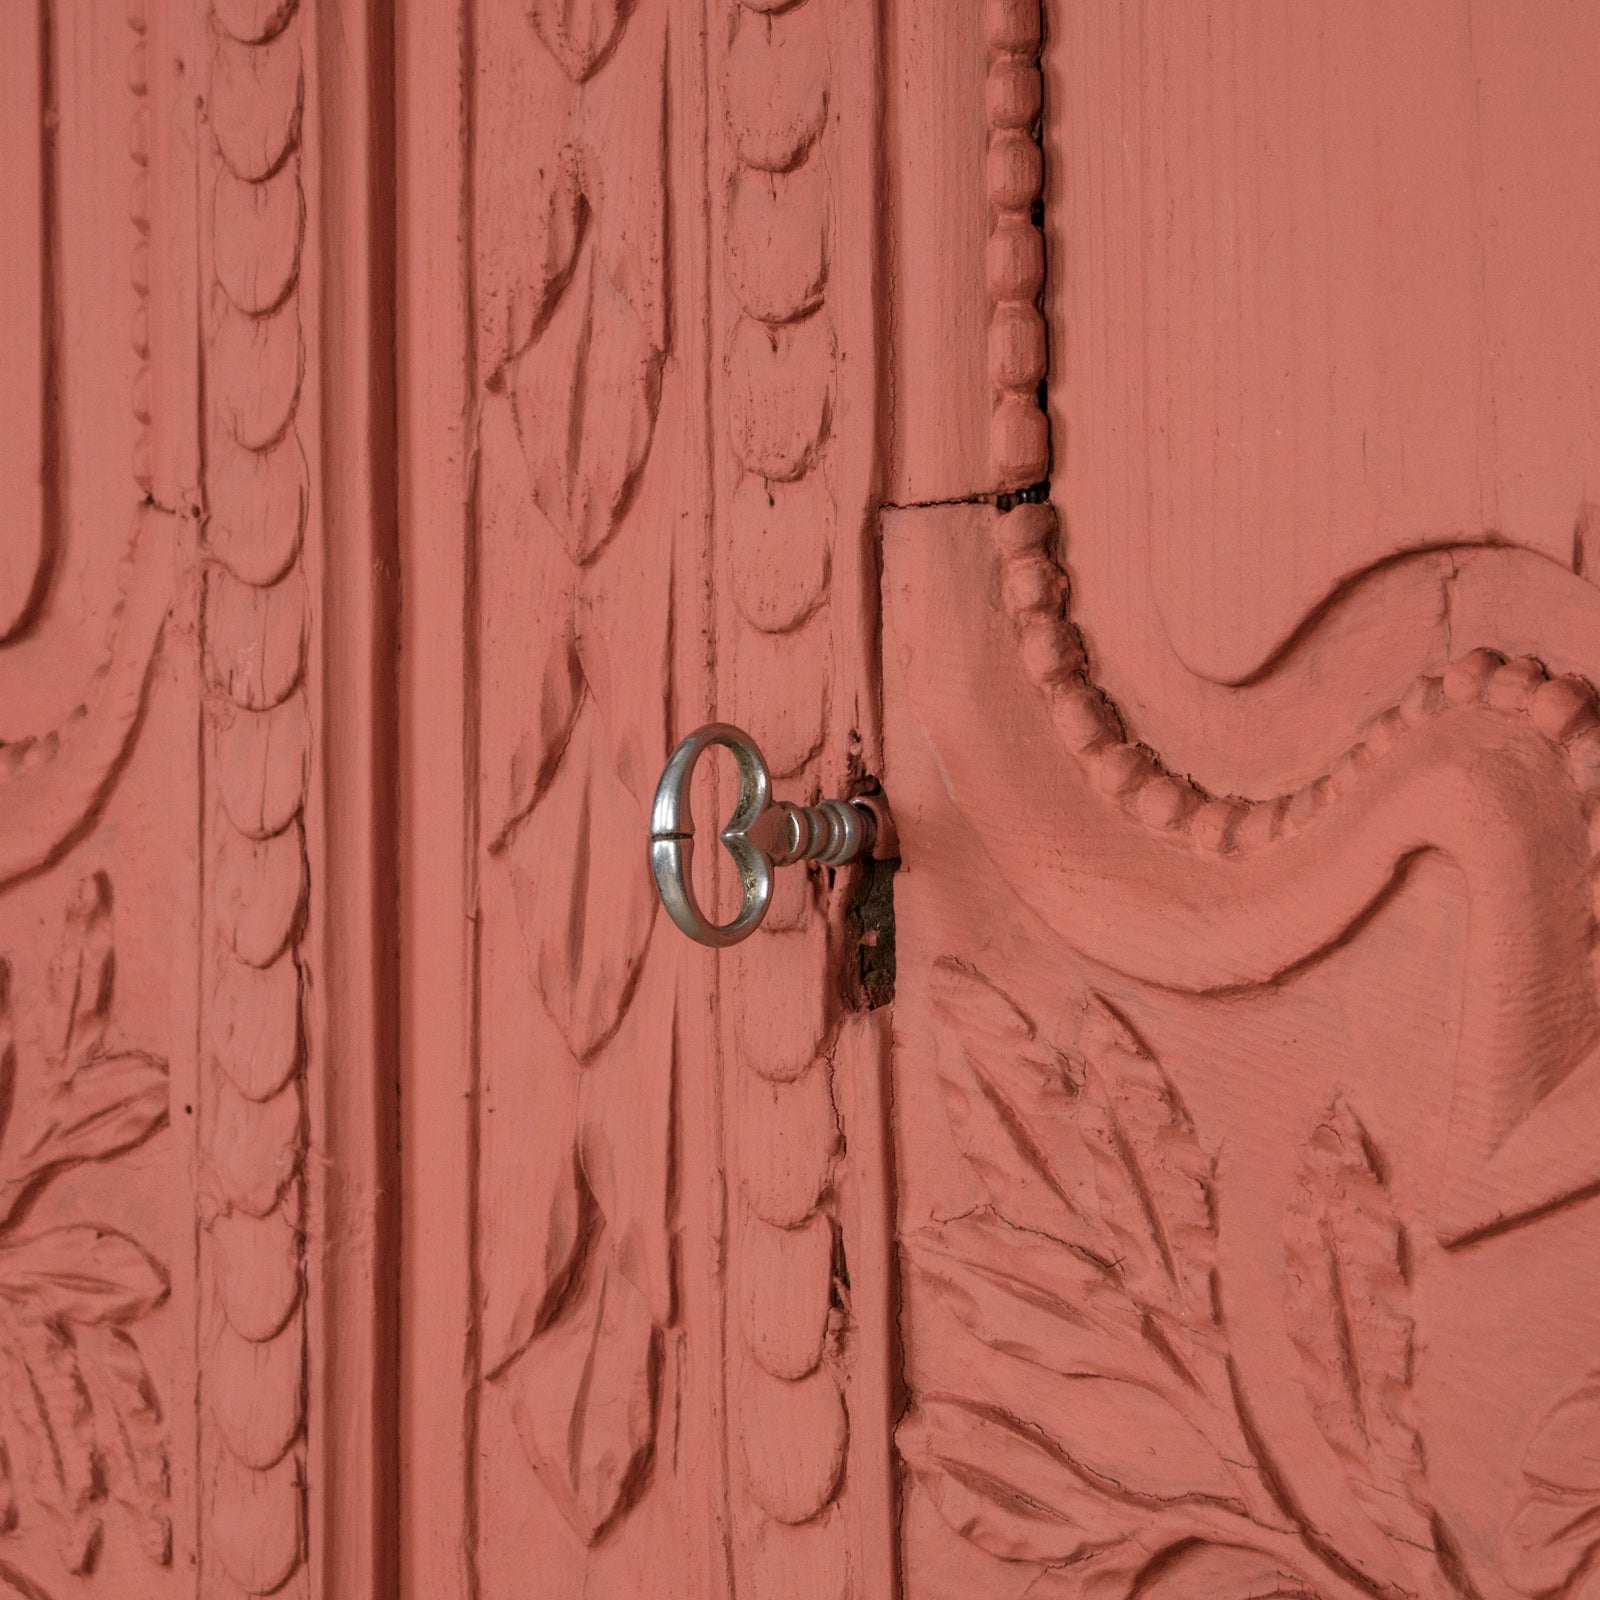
<box><xmin>198</xmin><ymin>3</ymin><xmax>312</xmax><ymax>1594</ymax></box>
<box><xmin>0</xmin><ymin>0</ymin><xmax>176</xmax><ymax>896</ymax></box>
<box><xmin>893</xmin><ymin>496</ymin><xmax>1600</xmax><ymax>1245</ymax></box>
<box><xmin>0</xmin><ymin>513</ymin><xmax>173</xmax><ymax>894</ymax></box>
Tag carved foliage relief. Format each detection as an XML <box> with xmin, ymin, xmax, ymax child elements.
<box><xmin>903</xmin><ymin>962</ymin><xmax>1465</xmax><ymax>1600</ymax></box>
<box><xmin>0</xmin><ymin>879</ymin><xmax>171</xmax><ymax>1596</ymax></box>
<box><xmin>472</xmin><ymin>0</ymin><xmax>674</xmax><ymax>1573</ymax></box>
<box><xmin>470</xmin><ymin>0</ymin><xmax>887</xmax><ymax>1588</ymax></box>
<box><xmin>889</xmin><ymin>490</ymin><xmax>1600</xmax><ymax>1597</ymax></box>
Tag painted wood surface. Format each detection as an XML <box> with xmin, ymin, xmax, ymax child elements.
<box><xmin>14</xmin><ymin>1</ymin><xmax>1600</xmax><ymax>1597</ymax></box>
<box><xmin>397</xmin><ymin>0</ymin><xmax>895</xmax><ymax>1596</ymax></box>
<box><xmin>883</xmin><ymin>4</ymin><xmax>1600</xmax><ymax>1598</ymax></box>
<box><xmin>0</xmin><ymin>2</ymin><xmax>395</xmax><ymax>1597</ymax></box>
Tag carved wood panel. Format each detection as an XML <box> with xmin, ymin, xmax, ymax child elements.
<box><xmin>884</xmin><ymin>4</ymin><xmax>1600</xmax><ymax>1598</ymax></box>
<box><xmin>0</xmin><ymin>3</ymin><xmax>393</xmax><ymax>1597</ymax></box>
<box><xmin>392</xmin><ymin>0</ymin><xmax>897</xmax><ymax>1595</ymax></box>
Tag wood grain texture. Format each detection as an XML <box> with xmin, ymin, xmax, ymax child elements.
<box><xmin>1047</xmin><ymin>0</ymin><xmax>1600</xmax><ymax>793</ymax></box>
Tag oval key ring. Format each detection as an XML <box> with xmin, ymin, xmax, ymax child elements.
<box><xmin>649</xmin><ymin>724</ymin><xmax>776</xmax><ymax>947</ymax></box>
<box><xmin>648</xmin><ymin>723</ymin><xmax>881</xmax><ymax>947</ymax></box>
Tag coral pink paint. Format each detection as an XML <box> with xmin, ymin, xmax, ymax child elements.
<box><xmin>9</xmin><ymin>1</ymin><xmax>1600</xmax><ymax>1596</ymax></box>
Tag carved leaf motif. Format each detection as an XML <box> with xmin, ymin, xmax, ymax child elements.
<box><xmin>44</xmin><ymin>876</ymin><xmax>114</xmax><ymax>1073</ymax></box>
<box><xmin>1073</xmin><ymin>998</ymin><xmax>1217</xmax><ymax>1338</ymax></box>
<box><xmin>0</xmin><ymin>1229</ymin><xmax>167</xmax><ymax>1327</ymax></box>
<box><xmin>1503</xmin><ymin>1376</ymin><xmax>1600</xmax><ymax>1595</ymax></box>
<box><xmin>1020</xmin><ymin>1542</ymin><xmax>1317</xmax><ymax>1600</ymax></box>
<box><xmin>930</xmin><ymin>958</ymin><xmax>1094</xmax><ymax>1244</ymax></box>
<box><xmin>1136</xmin><ymin>1544</ymin><xmax>1316</xmax><ymax>1600</ymax></box>
<box><xmin>578</xmin><ymin>984</ymin><xmax>674</xmax><ymax>1325</ymax></box>
<box><xmin>475</xmin><ymin>0</ymin><xmax>584</xmax><ymax>385</ymax></box>
<box><xmin>0</xmin><ymin>1055</ymin><xmax>169</xmax><ymax>1230</ymax></box>
<box><xmin>507</xmin><ymin>1258</ymin><xmax>658</xmax><ymax>1544</ymax></box>
<box><xmin>78</xmin><ymin>1328</ymin><xmax>170</xmax><ymax>1566</ymax></box>
<box><xmin>0</xmin><ymin>879</ymin><xmax>171</xmax><ymax>1581</ymax></box>
<box><xmin>919</xmin><ymin>961</ymin><xmax>1411</xmax><ymax>1598</ymax></box>
<box><xmin>1282</xmin><ymin>1100</ymin><xmax>1447</xmax><ymax>1595</ymax></box>
<box><xmin>510</xmin><ymin>702</ymin><xmax>657</xmax><ymax>1061</ymax></box>
<box><xmin>911</xmin><ymin>1285</ymin><xmax>1244</xmax><ymax>1515</ymax></box>
<box><xmin>479</xmin><ymin>393</ymin><xmax>584</xmax><ymax>853</ymax></box>
<box><xmin>906</xmin><ymin>1213</ymin><xmax>1179</xmax><ymax>1398</ymax></box>
<box><xmin>898</xmin><ymin>1397</ymin><xmax>1142</xmax><ymax>1565</ymax></box>
<box><xmin>0</xmin><ymin>1317</ymin><xmax>101</xmax><ymax>1574</ymax></box>
<box><xmin>509</xmin><ymin>226</ymin><xmax>663</xmax><ymax>569</ymax></box>
<box><xmin>1018</xmin><ymin>1547</ymin><xmax>1161</xmax><ymax>1600</ymax></box>
<box><xmin>483</xmin><ymin>1145</ymin><xmax>591</xmax><ymax>1382</ymax></box>
<box><xmin>526</xmin><ymin>0</ymin><xmax>634</xmax><ymax>83</ymax></box>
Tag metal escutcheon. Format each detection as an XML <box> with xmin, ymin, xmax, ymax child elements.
<box><xmin>649</xmin><ymin>723</ymin><xmax>878</xmax><ymax>947</ymax></box>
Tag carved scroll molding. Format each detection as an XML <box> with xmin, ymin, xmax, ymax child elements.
<box><xmin>891</xmin><ymin>496</ymin><xmax>1600</xmax><ymax>1249</ymax></box>
<box><xmin>0</xmin><ymin>0</ymin><xmax>181</xmax><ymax>899</ymax></box>
<box><xmin>198</xmin><ymin>2</ymin><xmax>311</xmax><ymax>1593</ymax></box>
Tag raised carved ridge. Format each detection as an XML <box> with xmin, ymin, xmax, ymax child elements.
<box><xmin>129</xmin><ymin>2</ymin><xmax>154</xmax><ymax>493</ymax></box>
<box><xmin>199</xmin><ymin>2</ymin><xmax>310</xmax><ymax>1590</ymax></box>
<box><xmin>903</xmin><ymin>960</ymin><xmax>1477</xmax><ymax>1600</ymax></box>
<box><xmin>0</xmin><ymin>2</ymin><xmax>175</xmax><ymax>899</ymax></box>
<box><xmin>984</xmin><ymin>0</ymin><xmax>1049</xmax><ymax>491</ymax></box>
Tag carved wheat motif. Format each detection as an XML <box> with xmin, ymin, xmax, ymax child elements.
<box><xmin>906</xmin><ymin>959</ymin><xmax>1480</xmax><ymax>1600</ymax></box>
<box><xmin>476</xmin><ymin>0</ymin><xmax>672</xmax><ymax>1548</ymax></box>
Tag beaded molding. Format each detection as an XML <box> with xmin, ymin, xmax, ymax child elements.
<box><xmin>991</xmin><ymin>500</ymin><xmax>1600</xmax><ymax>855</ymax></box>
<box><xmin>985</xmin><ymin>0</ymin><xmax>1050</xmax><ymax>491</ymax></box>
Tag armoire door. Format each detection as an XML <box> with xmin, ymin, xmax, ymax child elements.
<box><xmin>394</xmin><ymin>0</ymin><xmax>1600</xmax><ymax>1597</ymax></box>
